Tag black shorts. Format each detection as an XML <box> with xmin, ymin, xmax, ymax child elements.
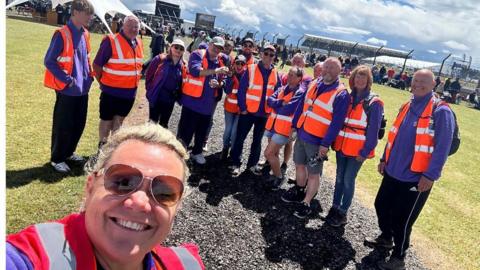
<box><xmin>99</xmin><ymin>92</ymin><xmax>135</xmax><ymax>120</ymax></box>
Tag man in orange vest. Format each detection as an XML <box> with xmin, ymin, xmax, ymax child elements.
<box><xmin>228</xmin><ymin>44</ymin><xmax>282</xmax><ymax>176</ymax></box>
<box><xmin>7</xmin><ymin>123</ymin><xmax>205</xmax><ymax>270</ymax></box>
<box><xmin>366</xmin><ymin>70</ymin><xmax>455</xmax><ymax>270</ymax></box>
<box><xmin>264</xmin><ymin>66</ymin><xmax>306</xmax><ymax>190</ymax></box>
<box><xmin>241</xmin><ymin>38</ymin><xmax>257</xmax><ymax>65</ymax></box>
<box><xmin>93</xmin><ymin>15</ymin><xmax>144</xmax><ymax>148</ymax></box>
<box><xmin>178</xmin><ymin>37</ymin><xmax>229</xmax><ymax>165</ymax></box>
<box><xmin>43</xmin><ymin>0</ymin><xmax>95</xmax><ymax>173</ymax></box>
<box><xmin>281</xmin><ymin>57</ymin><xmax>349</xmax><ymax>218</ymax></box>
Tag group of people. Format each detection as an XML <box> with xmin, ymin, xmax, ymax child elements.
<box><xmin>7</xmin><ymin>1</ymin><xmax>457</xmax><ymax>269</ymax></box>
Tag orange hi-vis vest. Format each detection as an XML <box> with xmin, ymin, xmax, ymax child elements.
<box><xmin>224</xmin><ymin>74</ymin><xmax>240</xmax><ymax>113</ymax></box>
<box><xmin>183</xmin><ymin>49</ymin><xmax>224</xmax><ymax>98</ymax></box>
<box><xmin>245</xmin><ymin>55</ymin><xmax>255</xmax><ymax>65</ymax></box>
<box><xmin>44</xmin><ymin>25</ymin><xmax>93</xmax><ymax>90</ymax></box>
<box><xmin>100</xmin><ymin>33</ymin><xmax>144</xmax><ymax>89</ymax></box>
<box><xmin>245</xmin><ymin>63</ymin><xmax>278</xmax><ymax>114</ymax></box>
<box><xmin>385</xmin><ymin>96</ymin><xmax>437</xmax><ymax>172</ymax></box>
<box><xmin>296</xmin><ymin>80</ymin><xmax>346</xmax><ymax>138</ymax></box>
<box><xmin>333</xmin><ymin>94</ymin><xmax>384</xmax><ymax>158</ymax></box>
<box><xmin>265</xmin><ymin>86</ymin><xmax>296</xmax><ymax>137</ymax></box>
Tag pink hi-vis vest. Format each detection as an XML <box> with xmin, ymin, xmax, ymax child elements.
<box><xmin>7</xmin><ymin>213</ymin><xmax>205</xmax><ymax>270</ymax></box>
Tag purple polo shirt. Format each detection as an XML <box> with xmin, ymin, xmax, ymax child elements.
<box><xmin>93</xmin><ymin>31</ymin><xmax>140</xmax><ymax>99</ymax></box>
<box><xmin>237</xmin><ymin>61</ymin><xmax>282</xmax><ymax>117</ymax></box>
<box><xmin>350</xmin><ymin>90</ymin><xmax>384</xmax><ymax>158</ymax></box>
<box><xmin>293</xmin><ymin>79</ymin><xmax>350</xmax><ymax>146</ymax></box>
<box><xmin>180</xmin><ymin>49</ymin><xmax>224</xmax><ymax>116</ymax></box>
<box><xmin>44</xmin><ymin>20</ymin><xmax>93</xmax><ymax>96</ymax></box>
<box><xmin>145</xmin><ymin>55</ymin><xmax>183</xmax><ymax>105</ymax></box>
<box><xmin>267</xmin><ymin>84</ymin><xmax>305</xmax><ymax>116</ymax></box>
<box><xmin>383</xmin><ymin>92</ymin><xmax>455</xmax><ymax>182</ymax></box>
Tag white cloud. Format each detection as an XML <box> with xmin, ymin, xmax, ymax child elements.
<box><xmin>276</xmin><ymin>23</ymin><xmax>284</xmax><ymax>28</ymax></box>
<box><xmin>443</xmin><ymin>40</ymin><xmax>470</xmax><ymax>51</ymax></box>
<box><xmin>400</xmin><ymin>44</ymin><xmax>406</xmax><ymax>48</ymax></box>
<box><xmin>214</xmin><ymin>0</ymin><xmax>261</xmax><ymax>27</ymax></box>
<box><xmin>325</xmin><ymin>26</ymin><xmax>371</xmax><ymax>35</ymax></box>
<box><xmin>427</xmin><ymin>50</ymin><xmax>437</xmax><ymax>54</ymax></box>
<box><xmin>366</xmin><ymin>37</ymin><xmax>388</xmax><ymax>46</ymax></box>
<box><xmin>442</xmin><ymin>49</ymin><xmax>450</xmax><ymax>54</ymax></box>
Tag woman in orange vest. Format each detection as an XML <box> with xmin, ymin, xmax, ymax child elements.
<box><xmin>327</xmin><ymin>65</ymin><xmax>384</xmax><ymax>227</ymax></box>
<box><xmin>7</xmin><ymin>123</ymin><xmax>205</xmax><ymax>270</ymax></box>
<box><xmin>264</xmin><ymin>66</ymin><xmax>306</xmax><ymax>190</ymax></box>
<box><xmin>221</xmin><ymin>55</ymin><xmax>247</xmax><ymax>160</ymax></box>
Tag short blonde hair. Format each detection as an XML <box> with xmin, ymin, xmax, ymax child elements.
<box><xmin>85</xmin><ymin>122</ymin><xmax>189</xmax><ymax>181</ymax></box>
<box><xmin>349</xmin><ymin>65</ymin><xmax>373</xmax><ymax>91</ymax></box>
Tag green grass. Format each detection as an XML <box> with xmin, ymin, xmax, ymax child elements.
<box><xmin>6</xmin><ymin>18</ymin><xmax>479</xmax><ymax>270</ymax></box>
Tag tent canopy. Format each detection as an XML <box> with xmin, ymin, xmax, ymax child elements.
<box><xmin>6</xmin><ymin>0</ymin><xmax>153</xmax><ymax>34</ymax></box>
<box><xmin>363</xmin><ymin>55</ymin><xmax>440</xmax><ymax>69</ymax></box>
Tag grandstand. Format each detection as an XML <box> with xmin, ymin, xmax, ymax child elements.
<box><xmin>301</xmin><ymin>34</ymin><xmax>409</xmax><ymax>58</ymax></box>
<box><xmin>155</xmin><ymin>0</ymin><xmax>182</xmax><ymax>25</ymax></box>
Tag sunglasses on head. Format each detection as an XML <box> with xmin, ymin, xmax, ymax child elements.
<box><xmin>264</xmin><ymin>51</ymin><xmax>275</xmax><ymax>57</ymax></box>
<box><xmin>172</xmin><ymin>45</ymin><xmax>184</xmax><ymax>51</ymax></box>
<box><xmin>97</xmin><ymin>164</ymin><xmax>184</xmax><ymax>207</ymax></box>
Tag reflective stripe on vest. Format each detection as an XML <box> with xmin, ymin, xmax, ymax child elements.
<box><xmin>385</xmin><ymin>97</ymin><xmax>436</xmax><ymax>172</ymax></box>
<box><xmin>224</xmin><ymin>75</ymin><xmax>240</xmax><ymax>113</ymax></box>
<box><xmin>35</xmin><ymin>222</ymin><xmax>77</xmax><ymax>270</ymax></box>
<box><xmin>170</xmin><ymin>247</ymin><xmax>203</xmax><ymax>270</ymax></box>
<box><xmin>265</xmin><ymin>86</ymin><xmax>295</xmax><ymax>136</ymax></box>
<box><xmin>183</xmin><ymin>49</ymin><xmax>224</xmax><ymax>98</ymax></box>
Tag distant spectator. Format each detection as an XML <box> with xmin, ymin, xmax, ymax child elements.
<box><xmin>280</xmin><ymin>46</ymin><xmax>288</xmax><ymax>69</ymax></box>
<box><xmin>443</xmin><ymin>77</ymin><xmax>451</xmax><ymax>92</ymax></box>
<box><xmin>449</xmin><ymin>78</ymin><xmax>461</xmax><ymax>102</ymax></box>
<box><xmin>166</xmin><ymin>26</ymin><xmax>175</xmax><ymax>44</ymax></box>
<box><xmin>434</xmin><ymin>76</ymin><xmax>442</xmax><ymax>91</ymax></box>
<box><xmin>351</xmin><ymin>57</ymin><xmax>359</xmax><ymax>68</ymax></box>
<box><xmin>387</xmin><ymin>67</ymin><xmax>395</xmax><ymax>79</ymax></box>
<box><xmin>379</xmin><ymin>65</ymin><xmax>387</xmax><ymax>79</ymax></box>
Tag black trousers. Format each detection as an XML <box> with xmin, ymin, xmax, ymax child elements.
<box><xmin>149</xmin><ymin>100</ymin><xmax>175</xmax><ymax>128</ymax></box>
<box><xmin>374</xmin><ymin>173</ymin><xmax>431</xmax><ymax>259</ymax></box>
<box><xmin>177</xmin><ymin>106</ymin><xmax>212</xmax><ymax>155</ymax></box>
<box><xmin>51</xmin><ymin>93</ymin><xmax>88</xmax><ymax>163</ymax></box>
<box><xmin>230</xmin><ymin>113</ymin><xmax>268</xmax><ymax>167</ymax></box>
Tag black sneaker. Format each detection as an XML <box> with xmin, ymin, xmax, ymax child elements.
<box><xmin>293</xmin><ymin>202</ymin><xmax>313</xmax><ymax>219</ymax></box>
<box><xmin>281</xmin><ymin>185</ymin><xmax>306</xmax><ymax>203</ymax></box>
<box><xmin>377</xmin><ymin>256</ymin><xmax>406</xmax><ymax>270</ymax></box>
<box><xmin>229</xmin><ymin>165</ymin><xmax>241</xmax><ymax>177</ymax></box>
<box><xmin>327</xmin><ymin>211</ymin><xmax>347</xmax><ymax>227</ymax></box>
<box><xmin>322</xmin><ymin>207</ymin><xmax>339</xmax><ymax>221</ymax></box>
<box><xmin>248</xmin><ymin>165</ymin><xmax>263</xmax><ymax>176</ymax></box>
<box><xmin>364</xmin><ymin>235</ymin><xmax>394</xmax><ymax>249</ymax></box>
<box><xmin>271</xmin><ymin>175</ymin><xmax>285</xmax><ymax>191</ymax></box>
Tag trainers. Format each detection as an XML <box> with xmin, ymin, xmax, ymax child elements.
<box><xmin>67</xmin><ymin>153</ymin><xmax>85</xmax><ymax>162</ymax></box>
<box><xmin>322</xmin><ymin>207</ymin><xmax>339</xmax><ymax>220</ymax></box>
<box><xmin>377</xmin><ymin>256</ymin><xmax>406</xmax><ymax>270</ymax></box>
<box><xmin>51</xmin><ymin>161</ymin><xmax>71</xmax><ymax>173</ymax></box>
<box><xmin>202</xmin><ymin>142</ymin><xmax>209</xmax><ymax>152</ymax></box>
<box><xmin>248</xmin><ymin>165</ymin><xmax>263</xmax><ymax>176</ymax></box>
<box><xmin>271</xmin><ymin>175</ymin><xmax>286</xmax><ymax>191</ymax></box>
<box><xmin>229</xmin><ymin>165</ymin><xmax>241</xmax><ymax>177</ymax></box>
<box><xmin>364</xmin><ymin>235</ymin><xmax>394</xmax><ymax>249</ymax></box>
<box><xmin>281</xmin><ymin>185</ymin><xmax>306</xmax><ymax>203</ymax></box>
<box><xmin>191</xmin><ymin>153</ymin><xmax>206</xmax><ymax>165</ymax></box>
<box><xmin>293</xmin><ymin>202</ymin><xmax>313</xmax><ymax>219</ymax></box>
<box><xmin>280</xmin><ymin>162</ymin><xmax>288</xmax><ymax>176</ymax></box>
<box><xmin>327</xmin><ymin>211</ymin><xmax>348</xmax><ymax>227</ymax></box>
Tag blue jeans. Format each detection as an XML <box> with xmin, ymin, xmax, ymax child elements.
<box><xmin>230</xmin><ymin>113</ymin><xmax>268</xmax><ymax>167</ymax></box>
<box><xmin>223</xmin><ymin>111</ymin><xmax>239</xmax><ymax>149</ymax></box>
<box><xmin>332</xmin><ymin>151</ymin><xmax>364</xmax><ymax>214</ymax></box>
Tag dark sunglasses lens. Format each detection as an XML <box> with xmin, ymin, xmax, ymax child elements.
<box><xmin>265</xmin><ymin>52</ymin><xmax>275</xmax><ymax>57</ymax></box>
<box><xmin>151</xmin><ymin>176</ymin><xmax>184</xmax><ymax>206</ymax></box>
<box><xmin>173</xmin><ymin>45</ymin><xmax>184</xmax><ymax>51</ymax></box>
<box><xmin>104</xmin><ymin>164</ymin><xmax>143</xmax><ymax>195</ymax></box>
<box><xmin>235</xmin><ymin>61</ymin><xmax>245</xmax><ymax>66</ymax></box>
<box><xmin>244</xmin><ymin>44</ymin><xmax>253</xmax><ymax>48</ymax></box>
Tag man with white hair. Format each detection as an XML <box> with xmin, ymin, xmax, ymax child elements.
<box><xmin>313</xmin><ymin>62</ymin><xmax>323</xmax><ymax>80</ymax></box>
<box><xmin>366</xmin><ymin>69</ymin><xmax>455</xmax><ymax>270</ymax></box>
<box><xmin>282</xmin><ymin>57</ymin><xmax>349</xmax><ymax>218</ymax></box>
<box><xmin>93</xmin><ymin>15</ymin><xmax>144</xmax><ymax>148</ymax></box>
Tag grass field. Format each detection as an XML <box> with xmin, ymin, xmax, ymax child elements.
<box><xmin>5</xmin><ymin>18</ymin><xmax>480</xmax><ymax>269</ymax></box>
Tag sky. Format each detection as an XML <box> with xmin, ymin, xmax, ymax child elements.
<box><xmin>122</xmin><ymin>0</ymin><xmax>480</xmax><ymax>68</ymax></box>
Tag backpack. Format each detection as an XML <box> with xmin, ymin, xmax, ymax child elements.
<box><xmin>363</xmin><ymin>93</ymin><xmax>387</xmax><ymax>139</ymax></box>
<box><xmin>433</xmin><ymin>99</ymin><xmax>460</xmax><ymax>156</ymax></box>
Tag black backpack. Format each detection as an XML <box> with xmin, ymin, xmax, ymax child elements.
<box><xmin>432</xmin><ymin>99</ymin><xmax>460</xmax><ymax>155</ymax></box>
<box><xmin>363</xmin><ymin>93</ymin><xmax>387</xmax><ymax>139</ymax></box>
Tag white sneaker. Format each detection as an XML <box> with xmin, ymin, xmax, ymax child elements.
<box><xmin>202</xmin><ymin>142</ymin><xmax>209</xmax><ymax>152</ymax></box>
<box><xmin>67</xmin><ymin>153</ymin><xmax>85</xmax><ymax>162</ymax></box>
<box><xmin>51</xmin><ymin>162</ymin><xmax>71</xmax><ymax>173</ymax></box>
<box><xmin>191</xmin><ymin>153</ymin><xmax>206</xmax><ymax>165</ymax></box>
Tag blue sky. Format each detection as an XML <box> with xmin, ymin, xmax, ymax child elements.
<box><xmin>122</xmin><ymin>0</ymin><xmax>480</xmax><ymax>68</ymax></box>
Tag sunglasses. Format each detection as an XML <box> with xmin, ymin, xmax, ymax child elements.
<box><xmin>264</xmin><ymin>52</ymin><xmax>275</xmax><ymax>57</ymax></box>
<box><xmin>243</xmin><ymin>43</ymin><xmax>254</xmax><ymax>48</ymax></box>
<box><xmin>97</xmin><ymin>164</ymin><xmax>184</xmax><ymax>207</ymax></box>
<box><xmin>235</xmin><ymin>61</ymin><xmax>246</xmax><ymax>66</ymax></box>
<box><xmin>172</xmin><ymin>45</ymin><xmax>184</xmax><ymax>51</ymax></box>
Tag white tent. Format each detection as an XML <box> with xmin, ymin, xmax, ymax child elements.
<box><xmin>6</xmin><ymin>0</ymin><xmax>153</xmax><ymax>34</ymax></box>
<box><xmin>364</xmin><ymin>55</ymin><xmax>440</xmax><ymax>69</ymax></box>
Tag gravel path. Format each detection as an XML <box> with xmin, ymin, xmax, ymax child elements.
<box><xmin>125</xmin><ymin>94</ymin><xmax>427</xmax><ymax>270</ymax></box>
